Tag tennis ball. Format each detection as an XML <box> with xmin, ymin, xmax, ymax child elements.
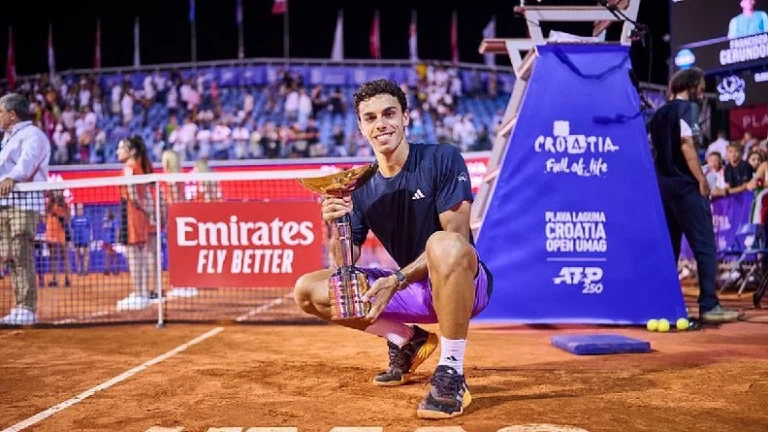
<box><xmin>676</xmin><ymin>318</ymin><xmax>690</xmax><ymax>330</ymax></box>
<box><xmin>646</xmin><ymin>319</ymin><xmax>658</xmax><ymax>331</ymax></box>
<box><xmin>657</xmin><ymin>318</ymin><xmax>670</xmax><ymax>332</ymax></box>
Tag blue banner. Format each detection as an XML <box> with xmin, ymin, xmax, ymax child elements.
<box><xmin>679</xmin><ymin>192</ymin><xmax>754</xmax><ymax>260</ymax></box>
<box><xmin>475</xmin><ymin>44</ymin><xmax>687</xmax><ymax>325</ymax></box>
<box><xmin>97</xmin><ymin>64</ymin><xmax>508</xmax><ymax>92</ymax></box>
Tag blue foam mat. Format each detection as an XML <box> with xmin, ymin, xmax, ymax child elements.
<box><xmin>550</xmin><ymin>334</ymin><xmax>651</xmax><ymax>355</ymax></box>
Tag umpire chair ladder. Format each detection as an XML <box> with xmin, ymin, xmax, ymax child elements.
<box><xmin>470</xmin><ymin>0</ymin><xmax>642</xmax><ymax>237</ymax></box>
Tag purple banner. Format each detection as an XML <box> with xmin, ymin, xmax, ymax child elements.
<box><xmin>679</xmin><ymin>192</ymin><xmax>754</xmax><ymax>261</ymax></box>
<box><xmin>94</xmin><ymin>65</ymin><xmax>511</xmax><ymax>92</ymax></box>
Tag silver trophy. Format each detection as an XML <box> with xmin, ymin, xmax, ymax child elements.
<box><xmin>297</xmin><ymin>163</ymin><xmax>378</xmax><ymax>321</ymax></box>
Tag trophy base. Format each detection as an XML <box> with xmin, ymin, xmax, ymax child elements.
<box><xmin>328</xmin><ymin>266</ymin><xmax>371</xmax><ymax>321</ymax></box>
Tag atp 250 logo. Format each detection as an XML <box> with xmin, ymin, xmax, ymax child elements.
<box><xmin>553</xmin><ymin>267</ymin><xmax>604</xmax><ymax>294</ymax></box>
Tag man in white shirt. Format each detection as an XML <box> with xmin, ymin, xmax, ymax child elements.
<box><xmin>52</xmin><ymin>123</ymin><xmax>71</xmax><ymax>164</ymax></box>
<box><xmin>0</xmin><ymin>93</ymin><xmax>52</xmax><ymax>325</ymax></box>
<box><xmin>705</xmin><ymin>131</ymin><xmax>729</xmax><ymax>157</ymax></box>
<box><xmin>285</xmin><ymin>89</ymin><xmax>299</xmax><ymax>121</ymax></box>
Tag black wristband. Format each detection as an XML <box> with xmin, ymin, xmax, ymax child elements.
<box><xmin>394</xmin><ymin>270</ymin><xmax>407</xmax><ymax>288</ymax></box>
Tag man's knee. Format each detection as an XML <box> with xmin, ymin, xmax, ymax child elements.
<box><xmin>293</xmin><ymin>273</ymin><xmax>314</xmax><ymax>311</ymax></box>
<box><xmin>425</xmin><ymin>231</ymin><xmax>476</xmax><ymax>277</ymax></box>
<box><xmin>293</xmin><ymin>270</ymin><xmax>331</xmax><ymax>312</ymax></box>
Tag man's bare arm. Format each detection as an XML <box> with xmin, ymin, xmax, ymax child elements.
<box><xmin>681</xmin><ymin>136</ymin><xmax>706</xmax><ymax>184</ymax></box>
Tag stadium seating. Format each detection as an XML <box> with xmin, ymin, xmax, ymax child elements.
<box><xmin>94</xmin><ymin>84</ymin><xmax>509</xmax><ymax>164</ymax></box>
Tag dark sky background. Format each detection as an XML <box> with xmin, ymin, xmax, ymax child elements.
<box><xmin>0</xmin><ymin>0</ymin><xmax>672</xmax><ymax>85</ymax></box>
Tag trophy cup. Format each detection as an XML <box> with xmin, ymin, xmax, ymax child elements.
<box><xmin>297</xmin><ymin>163</ymin><xmax>379</xmax><ymax>321</ymax></box>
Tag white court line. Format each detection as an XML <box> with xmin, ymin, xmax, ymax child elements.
<box><xmin>0</xmin><ymin>326</ymin><xmax>224</xmax><ymax>432</ymax></box>
<box><xmin>0</xmin><ymin>330</ymin><xmax>23</xmax><ymax>340</ymax></box>
<box><xmin>235</xmin><ymin>293</ymin><xmax>294</xmax><ymax>322</ymax></box>
<box><xmin>53</xmin><ymin>310</ymin><xmax>111</xmax><ymax>325</ymax></box>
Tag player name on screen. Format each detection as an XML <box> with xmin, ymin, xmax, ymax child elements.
<box><xmin>167</xmin><ymin>202</ymin><xmax>324</xmax><ymax>288</ymax></box>
<box><xmin>678</xmin><ymin>33</ymin><xmax>768</xmax><ymax>72</ymax></box>
<box><xmin>721</xmin><ymin>34</ymin><xmax>768</xmax><ymax>66</ymax></box>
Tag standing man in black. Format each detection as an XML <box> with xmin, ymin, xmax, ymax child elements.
<box><xmin>649</xmin><ymin>67</ymin><xmax>740</xmax><ymax>323</ymax></box>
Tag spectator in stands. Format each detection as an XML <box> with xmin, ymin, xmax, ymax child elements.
<box><xmin>70</xmin><ymin>203</ymin><xmax>91</xmax><ymax>276</ymax></box>
<box><xmin>704</xmin><ymin>152</ymin><xmax>729</xmax><ymax>198</ymax></box>
<box><xmin>409</xmin><ymin>109</ymin><xmax>426</xmax><ymax>142</ymax></box>
<box><xmin>192</xmin><ymin>158</ymin><xmax>220</xmax><ymax>202</ymax></box>
<box><xmin>261</xmin><ymin>122</ymin><xmax>281</xmax><ymax>159</ymax></box>
<box><xmin>290</xmin><ymin>122</ymin><xmax>309</xmax><ymax>158</ymax></box>
<box><xmin>232</xmin><ymin>120</ymin><xmax>250</xmax><ymax>159</ymax></box>
<box><xmin>329</xmin><ymin>87</ymin><xmax>345</xmax><ymax>117</ymax></box>
<box><xmin>473</xmin><ymin>125</ymin><xmax>492</xmax><ymax>151</ymax></box>
<box><xmin>741</xmin><ymin>131</ymin><xmax>759</xmax><ymax>158</ymax></box>
<box><xmin>331</xmin><ymin>125</ymin><xmax>347</xmax><ymax>157</ymax></box>
<box><xmin>110</xmin><ymin>80</ymin><xmax>122</xmax><ymax>115</ymax></box>
<box><xmin>306</xmin><ymin>118</ymin><xmax>323</xmax><ymax>157</ymax></box>
<box><xmin>196</xmin><ymin>122</ymin><xmax>212</xmax><ymax>159</ymax></box>
<box><xmin>102</xmin><ymin>209</ymin><xmax>118</xmax><ymax>275</ymax></box>
<box><xmin>648</xmin><ymin>68</ymin><xmax>740</xmax><ymax>323</ymax></box>
<box><xmin>297</xmin><ymin>87</ymin><xmax>313</xmax><ymax>123</ymax></box>
<box><xmin>724</xmin><ymin>143</ymin><xmax>754</xmax><ymax>192</ymax></box>
<box><xmin>211</xmin><ymin>120</ymin><xmax>232</xmax><ymax>160</ymax></box>
<box><xmin>0</xmin><ymin>93</ymin><xmax>52</xmax><ymax>325</ymax></box>
<box><xmin>121</xmin><ymin>88</ymin><xmax>134</xmax><ymax>125</ymax></box>
<box><xmin>285</xmin><ymin>87</ymin><xmax>299</xmax><ymax>121</ymax></box>
<box><xmin>115</xmin><ymin>136</ymin><xmax>153</xmax><ymax>311</ymax></box>
<box><xmin>178</xmin><ymin>115</ymin><xmax>198</xmax><ymax>161</ymax></box>
<box><xmin>311</xmin><ymin>85</ymin><xmax>326</xmax><ymax>115</ymax></box>
<box><xmin>706</xmin><ymin>130</ymin><xmax>729</xmax><ymax>157</ymax></box>
<box><xmin>748</xmin><ymin>150</ymin><xmax>764</xmax><ymax>171</ymax></box>
<box><xmin>46</xmin><ymin>191</ymin><xmax>71</xmax><ymax>288</ymax></box>
<box><xmin>52</xmin><ymin>123</ymin><xmax>71</xmax><ymax>164</ymax></box>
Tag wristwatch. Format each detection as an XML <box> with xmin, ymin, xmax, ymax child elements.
<box><xmin>393</xmin><ymin>270</ymin><xmax>407</xmax><ymax>289</ymax></box>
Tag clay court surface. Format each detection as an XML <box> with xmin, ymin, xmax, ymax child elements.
<box><xmin>1</xmin><ymin>288</ymin><xmax>768</xmax><ymax>432</ymax></box>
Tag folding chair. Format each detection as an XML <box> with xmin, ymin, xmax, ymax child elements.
<box><xmin>717</xmin><ymin>223</ymin><xmax>768</xmax><ymax>296</ymax></box>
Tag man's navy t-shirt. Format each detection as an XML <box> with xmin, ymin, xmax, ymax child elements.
<box><xmin>351</xmin><ymin>143</ymin><xmax>474</xmax><ymax>268</ymax></box>
<box><xmin>649</xmin><ymin>99</ymin><xmax>700</xmax><ymax>194</ymax></box>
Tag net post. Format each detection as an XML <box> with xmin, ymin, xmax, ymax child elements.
<box><xmin>154</xmin><ymin>180</ymin><xmax>165</xmax><ymax>329</ymax></box>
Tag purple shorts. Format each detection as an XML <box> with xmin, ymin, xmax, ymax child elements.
<box><xmin>361</xmin><ymin>260</ymin><xmax>492</xmax><ymax>324</ymax></box>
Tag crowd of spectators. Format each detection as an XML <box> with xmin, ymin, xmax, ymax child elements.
<box><xmin>0</xmin><ymin>63</ymin><xmax>506</xmax><ymax>166</ymax></box>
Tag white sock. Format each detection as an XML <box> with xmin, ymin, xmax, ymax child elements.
<box><xmin>437</xmin><ymin>337</ymin><xmax>466</xmax><ymax>375</ymax></box>
<box><xmin>365</xmin><ymin>319</ymin><xmax>415</xmax><ymax>348</ymax></box>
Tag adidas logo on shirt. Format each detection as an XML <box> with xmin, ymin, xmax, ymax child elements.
<box><xmin>412</xmin><ymin>189</ymin><xmax>425</xmax><ymax>200</ymax></box>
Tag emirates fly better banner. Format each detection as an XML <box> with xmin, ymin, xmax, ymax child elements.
<box><xmin>167</xmin><ymin>202</ymin><xmax>324</xmax><ymax>288</ymax></box>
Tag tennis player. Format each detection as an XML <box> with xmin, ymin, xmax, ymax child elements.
<box><xmin>294</xmin><ymin>79</ymin><xmax>493</xmax><ymax>419</ymax></box>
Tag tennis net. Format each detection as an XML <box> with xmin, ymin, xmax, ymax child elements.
<box><xmin>0</xmin><ymin>168</ymin><xmax>396</xmax><ymax>327</ymax></box>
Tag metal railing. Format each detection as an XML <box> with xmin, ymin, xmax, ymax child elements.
<box><xmin>6</xmin><ymin>57</ymin><xmax>669</xmax><ymax>92</ymax></box>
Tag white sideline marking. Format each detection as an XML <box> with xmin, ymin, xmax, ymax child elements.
<box><xmin>498</xmin><ymin>426</ymin><xmax>590</xmax><ymax>432</ymax></box>
<box><xmin>146</xmin><ymin>428</ymin><xmax>185</xmax><ymax>432</ymax></box>
<box><xmin>207</xmin><ymin>428</ymin><xmax>243</xmax><ymax>432</ymax></box>
<box><xmin>0</xmin><ymin>330</ymin><xmax>23</xmax><ymax>340</ymax></box>
<box><xmin>235</xmin><ymin>293</ymin><xmax>294</xmax><ymax>322</ymax></box>
<box><xmin>53</xmin><ymin>310</ymin><xmax>111</xmax><ymax>325</ymax></box>
<box><xmin>415</xmin><ymin>428</ymin><xmax>467</xmax><ymax>432</ymax></box>
<box><xmin>0</xmin><ymin>327</ymin><xmax>224</xmax><ymax>432</ymax></box>
<box><xmin>245</xmin><ymin>429</ymin><xmax>298</xmax><ymax>432</ymax></box>
<box><xmin>329</xmin><ymin>428</ymin><xmax>383</xmax><ymax>432</ymax></box>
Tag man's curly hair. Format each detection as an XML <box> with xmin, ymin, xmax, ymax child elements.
<box><xmin>352</xmin><ymin>79</ymin><xmax>408</xmax><ymax>118</ymax></box>
<box><xmin>669</xmin><ymin>67</ymin><xmax>704</xmax><ymax>96</ymax></box>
